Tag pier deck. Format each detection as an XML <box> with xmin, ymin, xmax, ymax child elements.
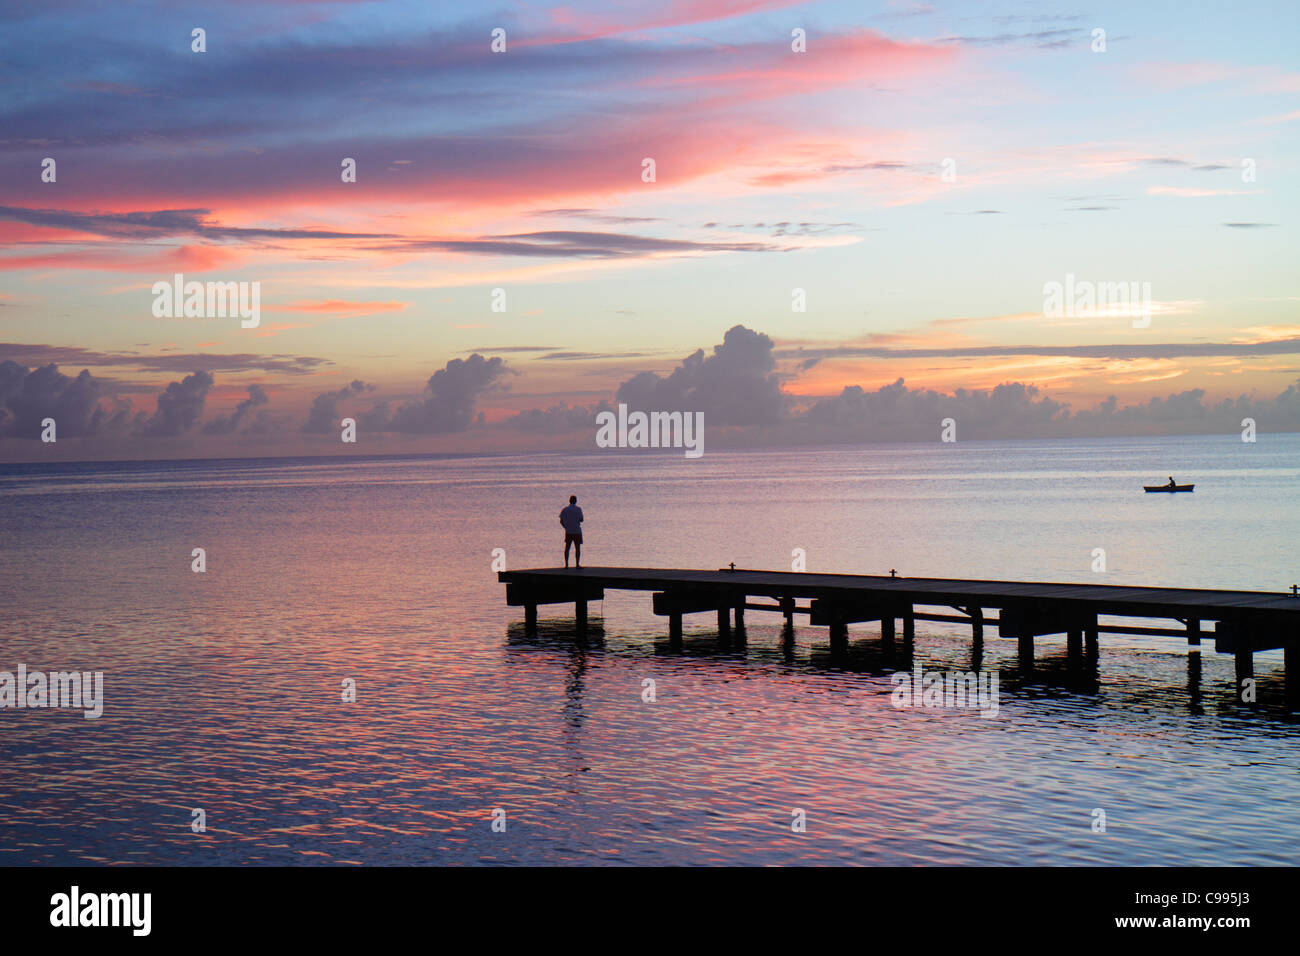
<box><xmin>499</xmin><ymin>566</ymin><xmax>1300</xmax><ymax>698</ymax></box>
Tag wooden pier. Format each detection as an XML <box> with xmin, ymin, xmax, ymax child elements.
<box><xmin>499</xmin><ymin>566</ymin><xmax>1300</xmax><ymax>701</ymax></box>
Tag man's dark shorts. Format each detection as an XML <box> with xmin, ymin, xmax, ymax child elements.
<box><xmin>565</xmin><ymin>532</ymin><xmax>583</xmax><ymax>544</ymax></box>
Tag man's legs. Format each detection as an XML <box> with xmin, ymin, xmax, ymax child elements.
<box><xmin>573</xmin><ymin>537</ymin><xmax>581</xmax><ymax>568</ymax></box>
<box><xmin>564</xmin><ymin>536</ymin><xmax>572</xmax><ymax>567</ymax></box>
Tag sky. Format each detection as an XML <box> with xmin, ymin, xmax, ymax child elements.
<box><xmin>1</xmin><ymin>0</ymin><xmax>1297</xmax><ymax>461</ymax></box>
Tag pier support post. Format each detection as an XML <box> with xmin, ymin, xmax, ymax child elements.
<box><xmin>668</xmin><ymin>612</ymin><xmax>683</xmax><ymax>647</ymax></box>
<box><xmin>829</xmin><ymin>618</ymin><xmax>848</xmax><ymax>653</ymax></box>
<box><xmin>881</xmin><ymin>616</ymin><xmax>895</xmax><ymax>654</ymax></box>
<box><xmin>524</xmin><ymin>603</ymin><xmax>537</xmax><ymax>634</ymax></box>
<box><xmin>903</xmin><ymin>612</ymin><xmax>914</xmax><ymax>652</ymax></box>
<box><xmin>575</xmin><ymin>599</ymin><xmax>588</xmax><ymax>635</ymax></box>
<box><xmin>717</xmin><ymin>606</ymin><xmax>731</xmax><ymax>639</ymax></box>
<box><xmin>1234</xmin><ymin>644</ymin><xmax>1254</xmax><ymax>688</ymax></box>
<box><xmin>780</xmin><ymin>597</ymin><xmax>795</xmax><ymax>652</ymax></box>
<box><xmin>1287</xmin><ymin>644</ymin><xmax>1299</xmax><ymax>710</ymax></box>
<box><xmin>1067</xmin><ymin>628</ymin><xmax>1082</xmax><ymax>662</ymax></box>
<box><xmin>734</xmin><ymin>604</ymin><xmax>745</xmax><ymax>633</ymax></box>
<box><xmin>1018</xmin><ymin>633</ymin><xmax>1034</xmax><ymax>667</ymax></box>
<box><xmin>1084</xmin><ymin>624</ymin><xmax>1098</xmax><ymax>660</ymax></box>
<box><xmin>1187</xmin><ymin>618</ymin><xmax>1201</xmax><ymax>648</ymax></box>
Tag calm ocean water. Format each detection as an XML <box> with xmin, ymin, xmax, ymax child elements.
<box><xmin>1</xmin><ymin>433</ymin><xmax>1297</xmax><ymax>865</ymax></box>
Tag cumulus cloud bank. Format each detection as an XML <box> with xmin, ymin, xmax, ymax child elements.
<box><xmin>615</xmin><ymin>324</ymin><xmax>787</xmax><ymax>426</ymax></box>
<box><xmin>202</xmin><ymin>384</ymin><xmax>269</xmax><ymax>435</ymax></box>
<box><xmin>386</xmin><ymin>354</ymin><xmax>509</xmax><ymax>434</ymax></box>
<box><xmin>5</xmin><ymin>327</ymin><xmax>1300</xmax><ymax>457</ymax></box>
<box><xmin>302</xmin><ymin>380</ymin><xmax>375</xmax><ymax>435</ymax></box>
<box><xmin>802</xmin><ymin>379</ymin><xmax>1070</xmax><ymax>441</ymax></box>
<box><xmin>0</xmin><ymin>350</ymin><xmax>513</xmax><ymax>450</ymax></box>
<box><xmin>504</xmin><ymin>401</ymin><xmax>611</xmax><ymax>434</ymax></box>
<box><xmin>0</xmin><ymin>361</ymin><xmax>129</xmax><ymax>438</ymax></box>
<box><xmin>138</xmin><ymin>370</ymin><xmax>214</xmax><ymax>437</ymax></box>
<box><xmin>298</xmin><ymin>354</ymin><xmax>509</xmax><ymax>436</ymax></box>
<box><xmin>504</xmin><ymin>325</ymin><xmax>1300</xmax><ymax>442</ymax></box>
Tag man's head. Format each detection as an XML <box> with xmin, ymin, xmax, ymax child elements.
<box><xmin>569</xmin><ymin>495</ymin><xmax>577</xmax><ymax>504</ymax></box>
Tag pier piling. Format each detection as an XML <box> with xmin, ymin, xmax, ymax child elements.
<box><xmin>1188</xmin><ymin>652</ymin><xmax>1202</xmax><ymax>701</ymax></box>
<box><xmin>829</xmin><ymin>617</ymin><xmax>848</xmax><ymax>652</ymax></box>
<box><xmin>1287</xmin><ymin>644</ymin><xmax>1299</xmax><ymax>710</ymax></box>
<box><xmin>1017</xmin><ymin>633</ymin><xmax>1034</xmax><ymax>666</ymax></box>
<box><xmin>1235</xmin><ymin>644</ymin><xmax>1254</xmax><ymax>686</ymax></box>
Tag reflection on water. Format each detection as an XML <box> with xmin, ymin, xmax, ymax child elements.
<box><xmin>1</xmin><ymin>437</ymin><xmax>1298</xmax><ymax>865</ymax></box>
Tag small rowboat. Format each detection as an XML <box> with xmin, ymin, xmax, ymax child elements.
<box><xmin>1144</xmin><ymin>484</ymin><xmax>1194</xmax><ymax>493</ymax></box>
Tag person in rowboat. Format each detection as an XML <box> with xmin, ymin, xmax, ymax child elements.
<box><xmin>1168</xmin><ymin>476</ymin><xmax>1176</xmax><ymax>488</ymax></box>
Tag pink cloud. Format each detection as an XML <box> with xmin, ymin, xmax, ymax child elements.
<box><xmin>528</xmin><ymin>0</ymin><xmax>807</xmax><ymax>45</ymax></box>
<box><xmin>0</xmin><ymin>244</ymin><xmax>239</xmax><ymax>273</ymax></box>
<box><xmin>1132</xmin><ymin>60</ymin><xmax>1300</xmax><ymax>93</ymax></box>
<box><xmin>279</xmin><ymin>299</ymin><xmax>409</xmax><ymax>317</ymax></box>
<box><xmin>643</xmin><ymin>29</ymin><xmax>957</xmax><ymax>99</ymax></box>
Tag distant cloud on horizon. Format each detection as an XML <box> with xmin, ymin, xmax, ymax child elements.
<box><xmin>6</xmin><ymin>323</ymin><xmax>1300</xmax><ymax>459</ymax></box>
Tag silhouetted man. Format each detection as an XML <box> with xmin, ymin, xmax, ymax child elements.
<box><xmin>560</xmin><ymin>495</ymin><xmax>584</xmax><ymax>568</ymax></box>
